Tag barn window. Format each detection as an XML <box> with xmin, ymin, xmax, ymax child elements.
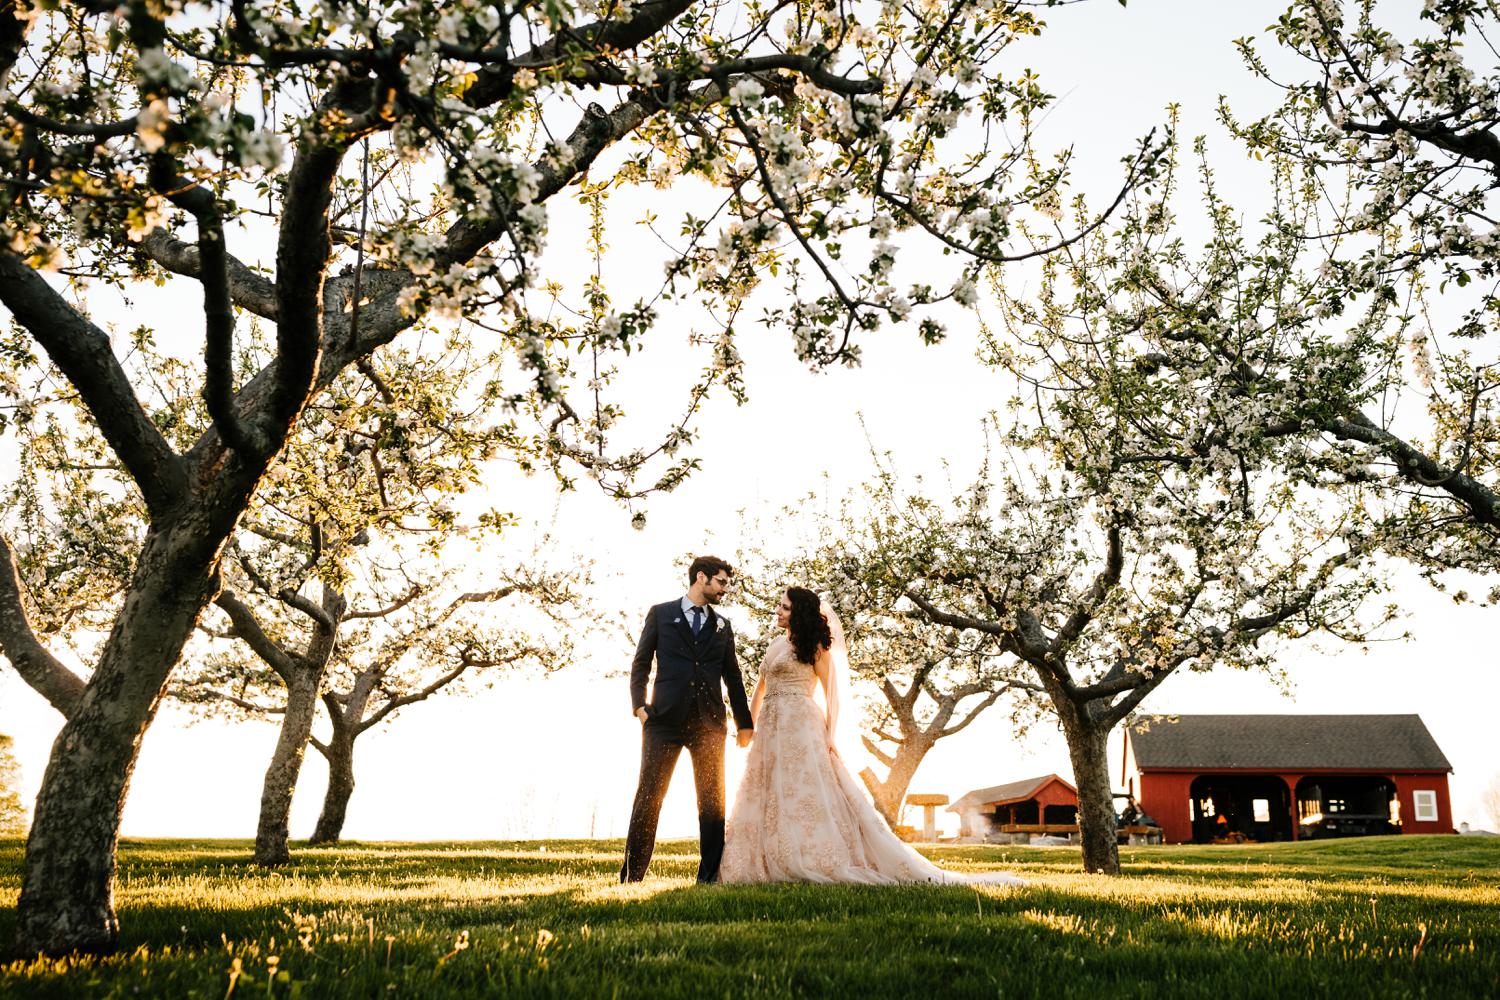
<box><xmin>1413</xmin><ymin>790</ymin><xmax>1438</xmax><ymax>822</ymax></box>
<box><xmin>1252</xmin><ymin>799</ymin><xmax>1271</xmax><ymax>823</ymax></box>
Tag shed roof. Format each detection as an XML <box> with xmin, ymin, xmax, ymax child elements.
<box><xmin>1126</xmin><ymin>714</ymin><xmax>1452</xmax><ymax>772</ymax></box>
<box><xmin>947</xmin><ymin>774</ymin><xmax>1076</xmax><ymax>813</ymax></box>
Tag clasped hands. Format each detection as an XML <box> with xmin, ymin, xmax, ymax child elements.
<box><xmin>633</xmin><ymin>707</ymin><xmax>753</xmax><ymax>747</ymax></box>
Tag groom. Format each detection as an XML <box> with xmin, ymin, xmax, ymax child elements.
<box><xmin>620</xmin><ymin>555</ymin><xmax>754</xmax><ymax>883</ymax></box>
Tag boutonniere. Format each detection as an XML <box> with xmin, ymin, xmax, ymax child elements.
<box><xmin>716</xmin><ymin>619</ymin><xmax>726</xmax><ymax>632</ymax></box>
<box><xmin>673</xmin><ymin>617</ymin><xmax>682</xmax><ymax>624</ymax></box>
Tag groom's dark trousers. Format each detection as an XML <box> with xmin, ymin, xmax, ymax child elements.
<box><xmin>621</xmin><ymin>706</ymin><xmax>726</xmax><ymax>883</ymax></box>
<box><xmin>621</xmin><ymin>600</ymin><xmax>752</xmax><ymax>883</ymax></box>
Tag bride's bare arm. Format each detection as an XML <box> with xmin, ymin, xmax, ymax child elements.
<box><xmin>749</xmin><ymin>642</ymin><xmax>776</xmax><ymax>725</ymax></box>
<box><xmin>815</xmin><ymin>646</ymin><xmax>833</xmax><ymax>715</ymax></box>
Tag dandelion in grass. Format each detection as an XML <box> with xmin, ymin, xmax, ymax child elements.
<box><xmin>287</xmin><ymin>910</ymin><xmax>317</xmax><ymax>952</ymax></box>
<box><xmin>224</xmin><ymin>956</ymin><xmax>242</xmax><ymax>999</ymax></box>
<box><xmin>439</xmin><ymin>930</ymin><xmax>471</xmax><ymax>965</ymax></box>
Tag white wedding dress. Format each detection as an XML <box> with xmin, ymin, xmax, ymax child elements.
<box><xmin>719</xmin><ymin>630</ymin><xmax>1024</xmax><ymax>887</ymax></box>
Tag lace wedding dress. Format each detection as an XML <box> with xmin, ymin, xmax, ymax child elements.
<box><xmin>719</xmin><ymin>631</ymin><xmax>1024</xmax><ymax>887</ymax></box>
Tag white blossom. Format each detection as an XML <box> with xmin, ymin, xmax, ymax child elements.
<box><xmin>396</xmin><ymin>286</ymin><xmax>422</xmax><ymax>316</ymax></box>
<box><xmin>727</xmin><ymin>78</ymin><xmax>764</xmax><ymax>107</ymax></box>
<box><xmin>135</xmin><ymin>47</ymin><xmax>192</xmax><ymax>91</ymax></box>
<box><xmin>624</xmin><ymin>62</ymin><xmax>658</xmax><ymax>86</ymax></box>
<box><xmin>951</xmin><ymin>275</ymin><xmax>979</xmax><ymax>307</ymax></box>
<box><xmin>437</xmin><ymin>10</ymin><xmax>466</xmax><ymax>45</ymax></box>
<box><xmin>511</xmin><ymin>161</ymin><xmax>542</xmax><ymax>203</ymax></box>
<box><xmin>517</xmin><ymin>201</ymin><xmax>547</xmax><ymax>235</ymax></box>
<box><xmin>239</xmin><ymin>128</ymin><xmax>284</xmax><ymax>171</ymax></box>
<box><xmin>134</xmin><ymin>99</ymin><xmax>170</xmax><ymax>153</ymax></box>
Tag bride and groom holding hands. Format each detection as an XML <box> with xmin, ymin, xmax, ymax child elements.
<box><xmin>620</xmin><ymin>555</ymin><xmax>1024</xmax><ymax>887</ymax></box>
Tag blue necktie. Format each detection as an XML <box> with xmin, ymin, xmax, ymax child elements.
<box><xmin>690</xmin><ymin>606</ymin><xmax>704</xmax><ymax>636</ymax></box>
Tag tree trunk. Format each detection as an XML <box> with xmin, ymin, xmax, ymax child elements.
<box><xmin>252</xmin><ymin>673</ymin><xmax>320</xmax><ymax>866</ymax></box>
<box><xmin>859</xmin><ymin>734</ymin><xmax>933</xmax><ymax>829</ymax></box>
<box><xmin>1064</xmin><ymin>719</ymin><xmax>1120</xmax><ymax>875</ymax></box>
<box><xmin>13</xmin><ymin>530</ymin><xmax>221</xmax><ymax>957</ymax></box>
<box><xmin>308</xmin><ymin>728</ymin><xmax>355</xmax><ymax>844</ymax></box>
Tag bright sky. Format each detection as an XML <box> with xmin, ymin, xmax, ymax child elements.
<box><xmin>2</xmin><ymin>1</ymin><xmax>1497</xmax><ymax>842</ymax></box>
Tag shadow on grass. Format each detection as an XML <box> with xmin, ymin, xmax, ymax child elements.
<box><xmin>0</xmin><ymin>837</ymin><xmax>1497</xmax><ymax>998</ymax></box>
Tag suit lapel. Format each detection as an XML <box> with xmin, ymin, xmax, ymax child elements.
<box><xmin>672</xmin><ymin>603</ymin><xmax>697</xmax><ymax>648</ymax></box>
<box><xmin>697</xmin><ymin>607</ymin><xmax>723</xmax><ymax>653</ymax></box>
<box><xmin>703</xmin><ymin>607</ymin><xmax>720</xmax><ymax>648</ymax></box>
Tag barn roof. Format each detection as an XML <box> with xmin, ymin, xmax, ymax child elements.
<box><xmin>1126</xmin><ymin>714</ymin><xmax>1452</xmax><ymax>772</ymax></box>
<box><xmin>947</xmin><ymin>774</ymin><xmax>1076</xmax><ymax>813</ymax></box>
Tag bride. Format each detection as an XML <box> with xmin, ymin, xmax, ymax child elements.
<box><xmin>719</xmin><ymin>586</ymin><xmax>1024</xmax><ymax>886</ymax></box>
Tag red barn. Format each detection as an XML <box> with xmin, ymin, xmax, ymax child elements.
<box><xmin>947</xmin><ymin>774</ymin><xmax>1078</xmax><ymax>840</ymax></box>
<box><xmin>1121</xmin><ymin>714</ymin><xmax>1454</xmax><ymax>845</ymax></box>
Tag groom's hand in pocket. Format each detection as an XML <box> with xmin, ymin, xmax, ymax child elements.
<box><xmin>736</xmin><ymin>728</ymin><xmax>753</xmax><ymax>748</ymax></box>
<box><xmin>635</xmin><ymin>707</ymin><xmax>648</xmax><ymax>723</ymax></box>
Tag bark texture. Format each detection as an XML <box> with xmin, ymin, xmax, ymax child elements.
<box><xmin>308</xmin><ymin>726</ymin><xmax>355</xmax><ymax>844</ymax></box>
<box><xmin>1063</xmin><ymin>720</ymin><xmax>1119</xmax><ymax>874</ymax></box>
<box><xmin>235</xmin><ymin>582</ymin><xmax>345</xmax><ymax>867</ymax></box>
<box><xmin>860</xmin><ymin>735</ymin><xmax>932</xmax><ymax>829</ymax></box>
<box><xmin>252</xmin><ymin>674</ymin><xmax>321</xmax><ymax>866</ymax></box>
<box><xmin>13</xmin><ymin>528</ymin><xmax>221</xmax><ymax>956</ymax></box>
<box><xmin>1</xmin><ymin>0</ymin><xmax>691</xmax><ymax>955</ymax></box>
<box><xmin>0</xmin><ymin>536</ymin><xmax>87</xmax><ymax>717</ymax></box>
<box><xmin>307</xmin><ymin>671</ymin><xmax>378</xmax><ymax>845</ymax></box>
<box><xmin>306</xmin><ymin>621</ymin><xmax>498</xmax><ymax>844</ymax></box>
<box><xmin>857</xmin><ymin>666</ymin><xmax>1013</xmax><ymax>830</ymax></box>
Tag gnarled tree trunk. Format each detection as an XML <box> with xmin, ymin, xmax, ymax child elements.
<box><xmin>253</xmin><ymin>674</ymin><xmax>321</xmax><ymax>866</ymax></box>
<box><xmin>859</xmin><ymin>733</ymin><xmax>933</xmax><ymax>829</ymax></box>
<box><xmin>247</xmin><ymin>582</ymin><xmax>344</xmax><ymax>866</ymax></box>
<box><xmin>308</xmin><ymin>725</ymin><xmax>355</xmax><ymax>844</ymax></box>
<box><xmin>1062</xmin><ymin>717</ymin><xmax>1118</xmax><ymax>875</ymax></box>
<box><xmin>14</xmin><ymin>529</ymin><xmax>221</xmax><ymax>957</ymax></box>
<box><xmin>856</xmin><ymin>667</ymin><xmax>1011</xmax><ymax>830</ymax></box>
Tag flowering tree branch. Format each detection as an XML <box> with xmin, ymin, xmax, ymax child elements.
<box><xmin>1322</xmin><ymin>413</ymin><xmax>1500</xmax><ymax>529</ymax></box>
<box><xmin>0</xmin><ymin>255</ymin><xmax>187</xmax><ymax>519</ymax></box>
<box><xmin>0</xmin><ymin>536</ymin><xmax>86</xmax><ymax>718</ymax></box>
<box><xmin>461</xmin><ymin>0</ymin><xmax>700</xmax><ymax>107</ymax></box>
<box><xmin>212</xmin><ymin>590</ymin><xmax>297</xmax><ymax>682</ymax></box>
<box><xmin>341</xmin><ymin>583</ymin><xmax>426</xmax><ymax>622</ymax></box>
<box><xmin>0</xmin><ymin>0</ymin><xmax>1154</xmax><ymax>951</ymax></box>
<box><xmin>147</xmin><ymin>154</ymin><xmax>265</xmax><ymax>457</ymax></box>
<box><xmin>137</xmin><ymin>230</ymin><xmax>280</xmax><ymax>321</ymax></box>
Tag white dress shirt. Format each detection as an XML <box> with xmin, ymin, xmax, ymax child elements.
<box><xmin>681</xmin><ymin>595</ymin><xmax>709</xmax><ymax>633</ymax></box>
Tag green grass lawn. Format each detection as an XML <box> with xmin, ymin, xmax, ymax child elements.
<box><xmin>0</xmin><ymin>835</ymin><xmax>1496</xmax><ymax>998</ymax></box>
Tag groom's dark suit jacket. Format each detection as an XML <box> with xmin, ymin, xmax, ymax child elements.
<box><xmin>630</xmin><ymin>601</ymin><xmax>754</xmax><ymax>731</ymax></box>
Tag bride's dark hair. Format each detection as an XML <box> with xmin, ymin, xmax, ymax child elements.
<box><xmin>786</xmin><ymin>586</ymin><xmax>832</xmax><ymax>665</ymax></box>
